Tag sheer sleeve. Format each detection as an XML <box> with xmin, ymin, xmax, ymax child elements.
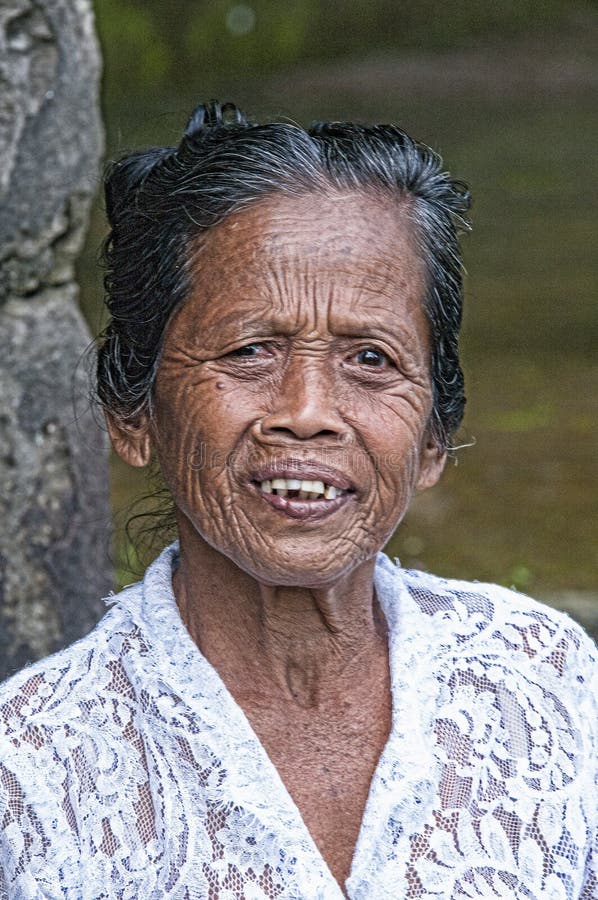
<box><xmin>0</xmin><ymin>679</ymin><xmax>79</xmax><ymax>900</ymax></box>
<box><xmin>580</xmin><ymin>763</ymin><xmax>598</xmax><ymax>899</ymax></box>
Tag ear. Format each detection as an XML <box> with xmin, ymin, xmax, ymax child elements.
<box><xmin>416</xmin><ymin>435</ymin><xmax>447</xmax><ymax>492</ymax></box>
<box><xmin>105</xmin><ymin>411</ymin><xmax>151</xmax><ymax>468</ymax></box>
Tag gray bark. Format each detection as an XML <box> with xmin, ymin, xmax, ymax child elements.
<box><xmin>0</xmin><ymin>0</ymin><xmax>111</xmax><ymax>679</ymax></box>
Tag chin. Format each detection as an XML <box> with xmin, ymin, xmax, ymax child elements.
<box><xmin>225</xmin><ymin>535</ymin><xmax>380</xmax><ymax>589</ymax></box>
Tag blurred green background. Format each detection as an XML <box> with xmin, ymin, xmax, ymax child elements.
<box><xmin>80</xmin><ymin>0</ymin><xmax>598</xmax><ymax>631</ymax></box>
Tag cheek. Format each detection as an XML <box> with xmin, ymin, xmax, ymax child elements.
<box><xmin>208</xmin><ymin>376</ymin><xmax>271</xmax><ymax>428</ymax></box>
<box><xmin>153</xmin><ymin>374</ymin><xmax>262</xmax><ymax>512</ymax></box>
<box><xmin>353</xmin><ymin>399</ymin><xmax>431</xmax><ymax>491</ymax></box>
<box><xmin>351</xmin><ymin>388</ymin><xmax>431</xmax><ymax>452</ymax></box>
<box><xmin>155</xmin><ymin>372</ymin><xmax>248</xmax><ymax>446</ymax></box>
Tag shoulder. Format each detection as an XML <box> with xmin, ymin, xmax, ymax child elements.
<box><xmin>0</xmin><ymin>582</ymin><xmax>148</xmax><ymax>889</ymax></box>
<box><xmin>0</xmin><ymin>585</ymin><xmax>132</xmax><ymax>878</ymax></box>
<box><xmin>406</xmin><ymin>565</ymin><xmax>595</xmax><ymax>660</ymax></box>
<box><xmin>379</xmin><ymin>554</ymin><xmax>598</xmax><ymax>703</ymax></box>
<box><xmin>0</xmin><ymin>543</ymin><xmax>179</xmax><ymax>761</ymax></box>
<box><xmin>0</xmin><ymin>582</ymin><xmax>142</xmax><ymax>752</ymax></box>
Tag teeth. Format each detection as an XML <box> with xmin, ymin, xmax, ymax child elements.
<box><xmin>258</xmin><ymin>477</ymin><xmax>345</xmax><ymax>500</ymax></box>
<box><xmin>270</xmin><ymin>479</ymin><xmax>290</xmax><ymax>497</ymax></box>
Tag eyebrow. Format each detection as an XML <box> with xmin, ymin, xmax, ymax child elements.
<box><xmin>201</xmin><ymin>314</ymin><xmax>285</xmax><ymax>336</ymax></box>
<box><xmin>196</xmin><ymin>316</ymin><xmax>424</xmax><ymax>362</ymax></box>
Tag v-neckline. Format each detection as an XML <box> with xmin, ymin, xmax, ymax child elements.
<box><xmin>141</xmin><ymin>544</ymin><xmax>436</xmax><ymax>898</ymax></box>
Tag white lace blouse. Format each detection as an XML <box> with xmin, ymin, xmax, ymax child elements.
<box><xmin>1</xmin><ymin>543</ymin><xmax>596</xmax><ymax>899</ymax></box>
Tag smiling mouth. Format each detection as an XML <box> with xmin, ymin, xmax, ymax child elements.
<box><xmin>250</xmin><ymin>479</ymin><xmax>355</xmax><ymax>520</ymax></box>
<box><xmin>255</xmin><ymin>477</ymin><xmax>350</xmax><ymax>501</ymax></box>
<box><xmin>248</xmin><ymin>460</ymin><xmax>356</xmax><ymax>518</ymax></box>
<box><xmin>248</xmin><ymin>470</ymin><xmax>356</xmax><ymax>519</ymax></box>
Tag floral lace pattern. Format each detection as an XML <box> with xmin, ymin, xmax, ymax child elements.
<box><xmin>0</xmin><ymin>543</ymin><xmax>596</xmax><ymax>899</ymax></box>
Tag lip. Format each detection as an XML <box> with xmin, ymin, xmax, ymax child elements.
<box><xmin>249</xmin><ymin>458</ymin><xmax>355</xmax><ymax>492</ymax></box>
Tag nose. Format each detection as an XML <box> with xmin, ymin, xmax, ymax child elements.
<box><xmin>257</xmin><ymin>355</ymin><xmax>348</xmax><ymax>443</ymax></box>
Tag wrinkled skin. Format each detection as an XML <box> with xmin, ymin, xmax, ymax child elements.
<box><xmin>108</xmin><ymin>191</ymin><xmax>446</xmax><ymax>890</ymax></box>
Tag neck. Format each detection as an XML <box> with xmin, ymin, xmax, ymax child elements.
<box><xmin>172</xmin><ymin>517</ymin><xmax>388</xmax><ymax>709</ymax></box>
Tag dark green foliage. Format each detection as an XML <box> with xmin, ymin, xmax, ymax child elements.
<box><xmin>95</xmin><ymin>0</ymin><xmax>589</xmax><ymax>101</ymax></box>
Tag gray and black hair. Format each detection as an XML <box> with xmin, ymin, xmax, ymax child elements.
<box><xmin>98</xmin><ymin>100</ymin><xmax>470</xmax><ymax>449</ymax></box>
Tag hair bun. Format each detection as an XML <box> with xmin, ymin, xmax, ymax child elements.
<box><xmin>183</xmin><ymin>100</ymin><xmax>249</xmax><ymax>142</ymax></box>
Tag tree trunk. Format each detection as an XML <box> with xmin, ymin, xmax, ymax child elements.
<box><xmin>0</xmin><ymin>0</ymin><xmax>111</xmax><ymax>680</ymax></box>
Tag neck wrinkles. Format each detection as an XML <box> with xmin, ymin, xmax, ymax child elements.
<box><xmin>173</xmin><ymin>517</ymin><xmax>388</xmax><ymax>708</ymax></box>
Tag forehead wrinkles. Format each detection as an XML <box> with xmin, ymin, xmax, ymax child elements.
<box><xmin>186</xmin><ymin>192</ymin><xmax>427</xmax><ymax>326</ymax></box>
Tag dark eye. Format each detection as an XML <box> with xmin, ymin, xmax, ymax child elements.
<box><xmin>229</xmin><ymin>343</ymin><xmax>264</xmax><ymax>358</ymax></box>
<box><xmin>355</xmin><ymin>348</ymin><xmax>390</xmax><ymax>367</ymax></box>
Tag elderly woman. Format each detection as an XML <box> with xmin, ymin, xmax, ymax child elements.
<box><xmin>0</xmin><ymin>101</ymin><xmax>596</xmax><ymax>899</ymax></box>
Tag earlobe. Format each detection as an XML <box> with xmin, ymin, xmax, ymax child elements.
<box><xmin>105</xmin><ymin>411</ymin><xmax>151</xmax><ymax>468</ymax></box>
<box><xmin>416</xmin><ymin>439</ymin><xmax>447</xmax><ymax>491</ymax></box>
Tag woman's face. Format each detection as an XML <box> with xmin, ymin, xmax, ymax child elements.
<box><xmin>147</xmin><ymin>192</ymin><xmax>445</xmax><ymax>585</ymax></box>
